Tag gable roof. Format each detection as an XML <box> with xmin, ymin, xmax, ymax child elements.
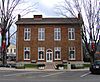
<box><xmin>16</xmin><ymin>17</ymin><xmax>83</xmax><ymax>25</ymax></box>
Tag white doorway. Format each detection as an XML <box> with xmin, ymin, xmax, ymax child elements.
<box><xmin>46</xmin><ymin>49</ymin><xmax>53</xmax><ymax>62</ymax></box>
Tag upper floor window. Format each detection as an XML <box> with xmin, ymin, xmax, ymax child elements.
<box><xmin>24</xmin><ymin>28</ymin><xmax>31</xmax><ymax>41</ymax></box>
<box><xmin>54</xmin><ymin>47</ymin><xmax>61</xmax><ymax>60</ymax></box>
<box><xmin>54</xmin><ymin>28</ymin><xmax>61</xmax><ymax>41</ymax></box>
<box><xmin>68</xmin><ymin>28</ymin><xmax>75</xmax><ymax>40</ymax></box>
<box><xmin>24</xmin><ymin>47</ymin><xmax>30</xmax><ymax>60</ymax></box>
<box><xmin>38</xmin><ymin>47</ymin><xmax>45</xmax><ymax>60</ymax></box>
<box><xmin>69</xmin><ymin>47</ymin><xmax>75</xmax><ymax>60</ymax></box>
<box><xmin>38</xmin><ymin>28</ymin><xmax>45</xmax><ymax>41</ymax></box>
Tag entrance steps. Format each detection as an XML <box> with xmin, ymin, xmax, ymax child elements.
<box><xmin>45</xmin><ymin>62</ymin><xmax>55</xmax><ymax>69</ymax></box>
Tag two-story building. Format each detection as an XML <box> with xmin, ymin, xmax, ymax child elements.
<box><xmin>16</xmin><ymin>14</ymin><xmax>83</xmax><ymax>65</ymax></box>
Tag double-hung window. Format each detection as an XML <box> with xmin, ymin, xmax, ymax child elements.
<box><xmin>38</xmin><ymin>47</ymin><xmax>45</xmax><ymax>60</ymax></box>
<box><xmin>24</xmin><ymin>28</ymin><xmax>31</xmax><ymax>41</ymax></box>
<box><xmin>69</xmin><ymin>47</ymin><xmax>75</xmax><ymax>60</ymax></box>
<box><xmin>38</xmin><ymin>28</ymin><xmax>45</xmax><ymax>41</ymax></box>
<box><xmin>68</xmin><ymin>28</ymin><xmax>75</xmax><ymax>40</ymax></box>
<box><xmin>54</xmin><ymin>47</ymin><xmax>61</xmax><ymax>60</ymax></box>
<box><xmin>54</xmin><ymin>28</ymin><xmax>61</xmax><ymax>41</ymax></box>
<box><xmin>24</xmin><ymin>47</ymin><xmax>30</xmax><ymax>60</ymax></box>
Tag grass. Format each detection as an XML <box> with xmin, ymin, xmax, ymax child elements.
<box><xmin>83</xmin><ymin>63</ymin><xmax>91</xmax><ymax>68</ymax></box>
<box><xmin>24</xmin><ymin>64</ymin><xmax>38</xmax><ymax>68</ymax></box>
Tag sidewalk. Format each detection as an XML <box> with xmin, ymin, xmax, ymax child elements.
<box><xmin>0</xmin><ymin>67</ymin><xmax>89</xmax><ymax>72</ymax></box>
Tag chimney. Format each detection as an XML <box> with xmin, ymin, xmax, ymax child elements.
<box><xmin>18</xmin><ymin>14</ymin><xmax>21</xmax><ymax>20</ymax></box>
<box><xmin>34</xmin><ymin>15</ymin><xmax>42</xmax><ymax>20</ymax></box>
<box><xmin>78</xmin><ymin>13</ymin><xmax>82</xmax><ymax>20</ymax></box>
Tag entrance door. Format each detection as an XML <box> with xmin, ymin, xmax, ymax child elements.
<box><xmin>46</xmin><ymin>49</ymin><xmax>53</xmax><ymax>62</ymax></box>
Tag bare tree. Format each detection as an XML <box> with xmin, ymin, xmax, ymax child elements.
<box><xmin>55</xmin><ymin>0</ymin><xmax>100</xmax><ymax>64</ymax></box>
<box><xmin>0</xmin><ymin>0</ymin><xmax>36</xmax><ymax>65</ymax></box>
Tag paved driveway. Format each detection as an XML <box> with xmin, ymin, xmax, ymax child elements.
<box><xmin>0</xmin><ymin>70</ymin><xmax>99</xmax><ymax>82</ymax></box>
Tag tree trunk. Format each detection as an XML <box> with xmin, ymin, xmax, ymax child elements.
<box><xmin>2</xmin><ymin>49</ymin><xmax>7</xmax><ymax>65</ymax></box>
<box><xmin>90</xmin><ymin>52</ymin><xmax>95</xmax><ymax>64</ymax></box>
<box><xmin>1</xmin><ymin>32</ymin><xmax>7</xmax><ymax>65</ymax></box>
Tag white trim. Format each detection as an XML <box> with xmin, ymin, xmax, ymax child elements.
<box><xmin>68</xmin><ymin>28</ymin><xmax>75</xmax><ymax>40</ymax></box>
<box><xmin>46</xmin><ymin>49</ymin><xmax>53</xmax><ymax>62</ymax></box>
<box><xmin>38</xmin><ymin>28</ymin><xmax>45</xmax><ymax>41</ymax></box>
<box><xmin>54</xmin><ymin>47</ymin><xmax>61</xmax><ymax>60</ymax></box>
<box><xmin>24</xmin><ymin>28</ymin><xmax>31</xmax><ymax>41</ymax></box>
<box><xmin>24</xmin><ymin>59</ymin><xmax>30</xmax><ymax>60</ymax></box>
<box><xmin>54</xmin><ymin>28</ymin><xmax>61</xmax><ymax>41</ymax></box>
<box><xmin>38</xmin><ymin>47</ymin><xmax>45</xmax><ymax>60</ymax></box>
<box><xmin>24</xmin><ymin>47</ymin><xmax>30</xmax><ymax>60</ymax></box>
<box><xmin>69</xmin><ymin>47</ymin><xmax>76</xmax><ymax>60</ymax></box>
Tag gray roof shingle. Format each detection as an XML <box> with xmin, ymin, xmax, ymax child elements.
<box><xmin>16</xmin><ymin>18</ymin><xmax>83</xmax><ymax>25</ymax></box>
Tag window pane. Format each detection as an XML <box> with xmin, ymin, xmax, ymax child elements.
<box><xmin>24</xmin><ymin>28</ymin><xmax>31</xmax><ymax>40</ymax></box>
<box><xmin>58</xmin><ymin>32</ymin><xmax>61</xmax><ymax>39</ymax></box>
<box><xmin>72</xmin><ymin>32</ymin><xmax>75</xmax><ymax>39</ymax></box>
<box><xmin>69</xmin><ymin>47</ymin><xmax>75</xmax><ymax>60</ymax></box>
<box><xmin>25</xmin><ymin>51</ymin><xmax>29</xmax><ymax>59</ymax></box>
<box><xmin>54</xmin><ymin>28</ymin><xmax>61</xmax><ymax>40</ymax></box>
<box><xmin>24</xmin><ymin>47</ymin><xmax>30</xmax><ymax>60</ymax></box>
<box><xmin>38</xmin><ymin>47</ymin><xmax>44</xmax><ymax>60</ymax></box>
<box><xmin>38</xmin><ymin>28</ymin><xmax>45</xmax><ymax>40</ymax></box>
<box><xmin>69</xmin><ymin>32</ymin><xmax>71</xmax><ymax>39</ymax></box>
<box><xmin>55</xmin><ymin>47</ymin><xmax>61</xmax><ymax>60</ymax></box>
<box><xmin>68</xmin><ymin>28</ymin><xmax>75</xmax><ymax>40</ymax></box>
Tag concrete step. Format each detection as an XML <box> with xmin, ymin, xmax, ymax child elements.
<box><xmin>45</xmin><ymin>63</ymin><xmax>55</xmax><ymax>69</ymax></box>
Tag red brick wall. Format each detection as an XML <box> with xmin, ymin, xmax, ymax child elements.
<box><xmin>17</xmin><ymin>24</ymin><xmax>83</xmax><ymax>62</ymax></box>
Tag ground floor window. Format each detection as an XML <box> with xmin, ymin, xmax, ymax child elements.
<box><xmin>69</xmin><ymin>47</ymin><xmax>75</xmax><ymax>60</ymax></box>
<box><xmin>54</xmin><ymin>47</ymin><xmax>61</xmax><ymax>60</ymax></box>
<box><xmin>38</xmin><ymin>47</ymin><xmax>45</xmax><ymax>60</ymax></box>
<box><xmin>24</xmin><ymin>47</ymin><xmax>30</xmax><ymax>60</ymax></box>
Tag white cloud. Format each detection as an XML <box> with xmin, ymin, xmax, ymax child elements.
<box><xmin>40</xmin><ymin>0</ymin><xmax>63</xmax><ymax>7</ymax></box>
<box><xmin>24</xmin><ymin>0</ymin><xmax>64</xmax><ymax>17</ymax></box>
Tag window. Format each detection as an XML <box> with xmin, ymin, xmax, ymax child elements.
<box><xmin>69</xmin><ymin>47</ymin><xmax>75</xmax><ymax>60</ymax></box>
<box><xmin>38</xmin><ymin>47</ymin><xmax>45</xmax><ymax>60</ymax></box>
<box><xmin>24</xmin><ymin>47</ymin><xmax>30</xmax><ymax>60</ymax></box>
<box><xmin>38</xmin><ymin>28</ymin><xmax>45</xmax><ymax>41</ymax></box>
<box><xmin>10</xmin><ymin>49</ymin><xmax>12</xmax><ymax>53</ymax></box>
<box><xmin>54</xmin><ymin>28</ymin><xmax>61</xmax><ymax>41</ymax></box>
<box><xmin>14</xmin><ymin>49</ymin><xmax>16</xmax><ymax>53</ymax></box>
<box><xmin>54</xmin><ymin>47</ymin><xmax>61</xmax><ymax>60</ymax></box>
<box><xmin>24</xmin><ymin>28</ymin><xmax>31</xmax><ymax>41</ymax></box>
<box><xmin>68</xmin><ymin>28</ymin><xmax>75</xmax><ymax>40</ymax></box>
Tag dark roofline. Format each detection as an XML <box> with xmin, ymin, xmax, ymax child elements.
<box><xmin>16</xmin><ymin>15</ymin><xmax>83</xmax><ymax>25</ymax></box>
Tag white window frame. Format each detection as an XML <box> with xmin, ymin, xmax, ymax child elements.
<box><xmin>68</xmin><ymin>28</ymin><xmax>75</xmax><ymax>40</ymax></box>
<box><xmin>54</xmin><ymin>47</ymin><xmax>61</xmax><ymax>60</ymax></box>
<box><xmin>24</xmin><ymin>47</ymin><xmax>30</xmax><ymax>60</ymax></box>
<box><xmin>38</xmin><ymin>47</ymin><xmax>45</xmax><ymax>60</ymax></box>
<box><xmin>24</xmin><ymin>28</ymin><xmax>31</xmax><ymax>41</ymax></box>
<box><xmin>69</xmin><ymin>47</ymin><xmax>75</xmax><ymax>60</ymax></box>
<box><xmin>38</xmin><ymin>28</ymin><xmax>45</xmax><ymax>41</ymax></box>
<box><xmin>54</xmin><ymin>28</ymin><xmax>61</xmax><ymax>41</ymax></box>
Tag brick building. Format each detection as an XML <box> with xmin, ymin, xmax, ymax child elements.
<box><xmin>16</xmin><ymin>14</ymin><xmax>83</xmax><ymax>65</ymax></box>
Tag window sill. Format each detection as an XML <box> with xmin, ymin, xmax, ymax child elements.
<box><xmin>68</xmin><ymin>39</ymin><xmax>75</xmax><ymax>40</ymax></box>
<box><xmin>24</xmin><ymin>39</ymin><xmax>30</xmax><ymax>41</ymax></box>
<box><xmin>55</xmin><ymin>59</ymin><xmax>61</xmax><ymax>60</ymax></box>
<box><xmin>24</xmin><ymin>59</ymin><xmax>30</xmax><ymax>60</ymax></box>
<box><xmin>38</xmin><ymin>59</ymin><xmax>45</xmax><ymax>60</ymax></box>
<box><xmin>38</xmin><ymin>40</ymin><xmax>45</xmax><ymax>41</ymax></box>
<box><xmin>69</xmin><ymin>59</ymin><xmax>76</xmax><ymax>60</ymax></box>
<box><xmin>54</xmin><ymin>40</ymin><xmax>61</xmax><ymax>41</ymax></box>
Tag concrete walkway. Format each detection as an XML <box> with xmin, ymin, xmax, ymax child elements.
<box><xmin>0</xmin><ymin>67</ymin><xmax>89</xmax><ymax>72</ymax></box>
